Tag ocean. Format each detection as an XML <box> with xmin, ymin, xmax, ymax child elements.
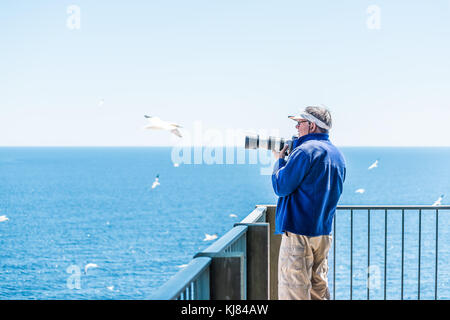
<box><xmin>0</xmin><ymin>147</ymin><xmax>449</xmax><ymax>300</ymax></box>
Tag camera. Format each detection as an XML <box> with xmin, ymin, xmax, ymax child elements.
<box><xmin>244</xmin><ymin>135</ymin><xmax>295</xmax><ymax>156</ymax></box>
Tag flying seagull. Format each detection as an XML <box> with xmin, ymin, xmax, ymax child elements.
<box><xmin>355</xmin><ymin>188</ymin><xmax>365</xmax><ymax>194</ymax></box>
<box><xmin>368</xmin><ymin>159</ymin><xmax>379</xmax><ymax>170</ymax></box>
<box><xmin>143</xmin><ymin>115</ymin><xmax>182</xmax><ymax>138</ymax></box>
<box><xmin>432</xmin><ymin>194</ymin><xmax>444</xmax><ymax>206</ymax></box>
<box><xmin>203</xmin><ymin>233</ymin><xmax>218</xmax><ymax>241</ymax></box>
<box><xmin>229</xmin><ymin>214</ymin><xmax>238</xmax><ymax>218</ymax></box>
<box><xmin>151</xmin><ymin>174</ymin><xmax>160</xmax><ymax>189</ymax></box>
<box><xmin>0</xmin><ymin>215</ymin><xmax>9</xmax><ymax>222</ymax></box>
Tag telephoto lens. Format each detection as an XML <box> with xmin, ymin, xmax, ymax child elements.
<box><xmin>245</xmin><ymin>135</ymin><xmax>294</xmax><ymax>155</ymax></box>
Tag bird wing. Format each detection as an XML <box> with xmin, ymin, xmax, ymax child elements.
<box><xmin>171</xmin><ymin>128</ymin><xmax>182</xmax><ymax>138</ymax></box>
<box><xmin>144</xmin><ymin>125</ymin><xmax>164</xmax><ymax>130</ymax></box>
<box><xmin>144</xmin><ymin>117</ymin><xmax>167</xmax><ymax>130</ymax></box>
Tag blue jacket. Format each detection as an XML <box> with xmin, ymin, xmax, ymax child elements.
<box><xmin>272</xmin><ymin>133</ymin><xmax>346</xmax><ymax>236</ymax></box>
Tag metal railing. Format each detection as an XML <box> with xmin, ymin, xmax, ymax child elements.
<box><xmin>151</xmin><ymin>205</ymin><xmax>449</xmax><ymax>300</ymax></box>
<box><xmin>151</xmin><ymin>206</ymin><xmax>267</xmax><ymax>300</ymax></box>
<box><xmin>332</xmin><ymin>205</ymin><xmax>450</xmax><ymax>300</ymax></box>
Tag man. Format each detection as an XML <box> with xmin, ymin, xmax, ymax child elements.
<box><xmin>272</xmin><ymin>106</ymin><xmax>346</xmax><ymax>300</ymax></box>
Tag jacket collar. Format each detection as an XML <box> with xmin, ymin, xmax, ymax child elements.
<box><xmin>292</xmin><ymin>133</ymin><xmax>329</xmax><ymax>148</ymax></box>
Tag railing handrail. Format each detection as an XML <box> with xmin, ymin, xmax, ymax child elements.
<box><xmin>194</xmin><ymin>225</ymin><xmax>248</xmax><ymax>257</ymax></box>
<box><xmin>337</xmin><ymin>205</ymin><xmax>450</xmax><ymax>210</ymax></box>
<box><xmin>239</xmin><ymin>206</ymin><xmax>266</xmax><ymax>224</ymax></box>
<box><xmin>151</xmin><ymin>257</ymin><xmax>211</xmax><ymax>300</ymax></box>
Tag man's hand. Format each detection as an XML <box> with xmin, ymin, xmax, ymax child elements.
<box><xmin>273</xmin><ymin>145</ymin><xmax>289</xmax><ymax>160</ymax></box>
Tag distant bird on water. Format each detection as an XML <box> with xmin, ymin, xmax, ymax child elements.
<box><xmin>143</xmin><ymin>115</ymin><xmax>183</xmax><ymax>138</ymax></box>
<box><xmin>432</xmin><ymin>194</ymin><xmax>444</xmax><ymax>206</ymax></box>
<box><xmin>368</xmin><ymin>159</ymin><xmax>379</xmax><ymax>170</ymax></box>
<box><xmin>203</xmin><ymin>233</ymin><xmax>218</xmax><ymax>241</ymax></box>
<box><xmin>84</xmin><ymin>263</ymin><xmax>99</xmax><ymax>274</ymax></box>
<box><xmin>152</xmin><ymin>174</ymin><xmax>160</xmax><ymax>189</ymax></box>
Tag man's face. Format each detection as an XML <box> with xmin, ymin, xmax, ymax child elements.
<box><xmin>295</xmin><ymin>119</ymin><xmax>311</xmax><ymax>137</ymax></box>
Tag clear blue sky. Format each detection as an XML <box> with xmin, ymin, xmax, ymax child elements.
<box><xmin>1</xmin><ymin>0</ymin><xmax>449</xmax><ymax>146</ymax></box>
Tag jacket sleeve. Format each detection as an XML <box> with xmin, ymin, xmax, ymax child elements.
<box><xmin>272</xmin><ymin>148</ymin><xmax>310</xmax><ymax>197</ymax></box>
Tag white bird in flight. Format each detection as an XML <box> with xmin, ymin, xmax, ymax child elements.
<box><xmin>229</xmin><ymin>214</ymin><xmax>238</xmax><ymax>218</ymax></box>
<box><xmin>355</xmin><ymin>189</ymin><xmax>365</xmax><ymax>194</ymax></box>
<box><xmin>151</xmin><ymin>174</ymin><xmax>160</xmax><ymax>189</ymax></box>
<box><xmin>368</xmin><ymin>160</ymin><xmax>379</xmax><ymax>170</ymax></box>
<box><xmin>143</xmin><ymin>115</ymin><xmax>182</xmax><ymax>138</ymax></box>
<box><xmin>203</xmin><ymin>233</ymin><xmax>218</xmax><ymax>241</ymax></box>
<box><xmin>432</xmin><ymin>194</ymin><xmax>444</xmax><ymax>206</ymax></box>
<box><xmin>0</xmin><ymin>215</ymin><xmax>9</xmax><ymax>222</ymax></box>
<box><xmin>84</xmin><ymin>263</ymin><xmax>99</xmax><ymax>274</ymax></box>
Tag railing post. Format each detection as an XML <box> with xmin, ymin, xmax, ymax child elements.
<box><xmin>401</xmin><ymin>209</ymin><xmax>405</xmax><ymax>300</ymax></box>
<box><xmin>435</xmin><ymin>208</ymin><xmax>439</xmax><ymax>300</ymax></box>
<box><xmin>209</xmin><ymin>252</ymin><xmax>245</xmax><ymax>300</ymax></box>
<box><xmin>351</xmin><ymin>209</ymin><xmax>354</xmax><ymax>300</ymax></box>
<box><xmin>265</xmin><ymin>205</ymin><xmax>281</xmax><ymax>300</ymax></box>
<box><xmin>384</xmin><ymin>209</ymin><xmax>387</xmax><ymax>300</ymax></box>
<box><xmin>418</xmin><ymin>209</ymin><xmax>422</xmax><ymax>300</ymax></box>
<box><xmin>333</xmin><ymin>210</ymin><xmax>336</xmax><ymax>300</ymax></box>
<box><xmin>367</xmin><ymin>209</ymin><xmax>370</xmax><ymax>300</ymax></box>
<box><xmin>235</xmin><ymin>222</ymin><xmax>270</xmax><ymax>300</ymax></box>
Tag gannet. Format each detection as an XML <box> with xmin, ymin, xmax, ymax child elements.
<box><xmin>368</xmin><ymin>160</ymin><xmax>379</xmax><ymax>170</ymax></box>
<box><xmin>143</xmin><ymin>115</ymin><xmax>182</xmax><ymax>138</ymax></box>
<box><xmin>152</xmin><ymin>174</ymin><xmax>160</xmax><ymax>189</ymax></box>
<box><xmin>432</xmin><ymin>194</ymin><xmax>444</xmax><ymax>206</ymax></box>
<box><xmin>203</xmin><ymin>233</ymin><xmax>218</xmax><ymax>241</ymax></box>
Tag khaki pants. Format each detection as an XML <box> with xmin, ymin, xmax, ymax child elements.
<box><xmin>278</xmin><ymin>232</ymin><xmax>332</xmax><ymax>300</ymax></box>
